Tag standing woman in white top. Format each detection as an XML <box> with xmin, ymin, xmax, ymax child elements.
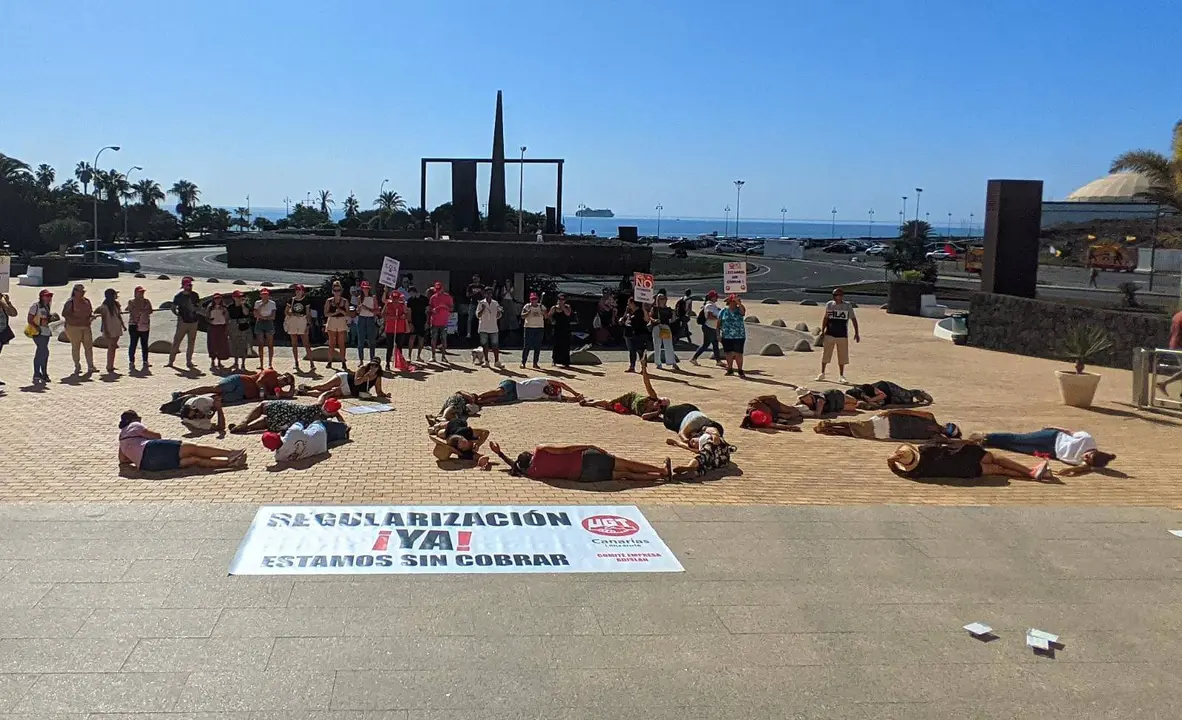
<box><xmin>253</xmin><ymin>288</ymin><xmax>278</xmax><ymax>370</ymax></box>
<box><xmin>27</xmin><ymin>289</ymin><xmax>56</xmax><ymax>385</ymax></box>
<box><xmin>354</xmin><ymin>280</ymin><xmax>379</xmax><ymax>364</ymax></box>
<box><xmin>205</xmin><ymin>293</ymin><xmax>231</xmax><ymax>372</ymax></box>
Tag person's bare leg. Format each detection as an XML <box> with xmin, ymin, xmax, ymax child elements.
<box><xmin>735</xmin><ymin>352</ymin><xmax>744</xmax><ymax>373</ymax></box>
<box><xmin>579</xmin><ymin>399</ymin><xmax>615</xmax><ymax>409</ymax></box>
<box><xmin>106</xmin><ymin>343</ymin><xmax>117</xmax><ymax>372</ymax></box>
<box><xmin>229</xmin><ymin>405</ymin><xmax>266</xmax><ymax>433</ymax></box>
<box><xmin>612</xmin><ymin>471</ymin><xmax>666</xmax><ymax>482</ymax></box>
<box><xmin>981</xmin><ymin>452</ymin><xmax>1051</xmax><ymax>481</ymax></box>
<box><xmin>1157</xmin><ymin>370</ymin><xmax>1182</xmax><ymax>395</ymax></box>
<box><xmin>266</xmin><ymin>338</ymin><xmax>274</xmax><ymax>368</ymax></box>
<box><xmin>178</xmin><ymin>382</ymin><xmax>222</xmax><ymax>396</ymax></box>
<box><xmin>256</xmin><ymin>338</ymin><xmax>265</xmax><ymax>370</ymax></box>
<box><xmin>475</xmin><ymin>389</ymin><xmax>505</xmax><ymax>404</ymax></box>
<box><xmin>180</xmin><ymin>443</ymin><xmax>238</xmax><ymax>459</ymax></box>
<box><xmin>612</xmin><ymin>457</ymin><xmax>669</xmax><ymax>474</ymax></box>
<box><xmin>290</xmin><ymin>336</ymin><xmax>301</xmax><ymax>369</ymax></box>
<box><xmin>303</xmin><ymin>334</ymin><xmax>315</xmax><ymax>370</ymax></box>
<box><xmin>180</xmin><ymin>456</ymin><xmax>238</xmax><ymax>469</ymax></box>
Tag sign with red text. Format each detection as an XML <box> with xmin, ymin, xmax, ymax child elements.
<box><xmin>723</xmin><ymin>261</ymin><xmax>747</xmax><ymax>293</ymax></box>
<box><xmin>633</xmin><ymin>272</ymin><xmax>655</xmax><ymax>303</ymax></box>
<box><xmin>229</xmin><ymin>505</ymin><xmax>683</xmax><ymax>575</ymax></box>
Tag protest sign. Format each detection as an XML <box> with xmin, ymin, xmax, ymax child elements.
<box><xmin>0</xmin><ymin>255</ymin><xmax>9</xmax><ymax>293</ymax></box>
<box><xmin>229</xmin><ymin>505</ymin><xmax>683</xmax><ymax>575</ymax></box>
<box><xmin>379</xmin><ymin>256</ymin><xmax>401</xmax><ymax>288</ymax></box>
<box><xmin>723</xmin><ymin>261</ymin><xmax>747</xmax><ymax>294</ymax></box>
<box><xmin>633</xmin><ymin>272</ymin><xmax>654</xmax><ymax>303</ymax></box>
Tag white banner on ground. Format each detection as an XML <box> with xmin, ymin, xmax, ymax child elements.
<box><xmin>633</xmin><ymin>272</ymin><xmax>654</xmax><ymax>304</ymax></box>
<box><xmin>379</xmin><ymin>256</ymin><xmax>401</xmax><ymax>288</ymax></box>
<box><xmin>229</xmin><ymin>505</ymin><xmax>683</xmax><ymax>575</ymax></box>
<box><xmin>723</xmin><ymin>261</ymin><xmax>747</xmax><ymax>293</ymax></box>
<box><xmin>0</xmin><ymin>255</ymin><xmax>9</xmax><ymax>293</ymax></box>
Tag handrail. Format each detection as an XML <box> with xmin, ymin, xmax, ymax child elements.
<box><xmin>1142</xmin><ymin>347</ymin><xmax>1182</xmax><ymax>409</ymax></box>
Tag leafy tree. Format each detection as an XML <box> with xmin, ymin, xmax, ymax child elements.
<box><xmin>188</xmin><ymin>204</ymin><xmax>215</xmax><ymax>234</ymax></box>
<box><xmin>133</xmin><ymin>178</ymin><xmax>165</xmax><ymax>208</ymax></box>
<box><xmin>0</xmin><ymin>153</ymin><xmax>32</xmax><ymax>185</ymax></box>
<box><xmin>317</xmin><ymin>189</ymin><xmax>334</xmax><ymax>215</ymax></box>
<box><xmin>899</xmin><ymin>220</ymin><xmax>933</xmax><ymax>241</ymax></box>
<box><xmin>38</xmin><ymin>218</ymin><xmax>91</xmax><ymax>254</ymax></box>
<box><xmin>1110</xmin><ymin>119</ymin><xmax>1182</xmax><ymax>212</ymax></box>
<box><xmin>212</xmin><ymin>208</ymin><xmax>233</xmax><ymax>233</ymax></box>
<box><xmin>342</xmin><ymin>192</ymin><xmax>360</xmax><ymax>219</ymax></box>
<box><xmin>287</xmin><ymin>203</ymin><xmax>330</xmax><ymax>229</ymax></box>
<box><xmin>74</xmin><ymin>161</ymin><xmax>93</xmax><ymax>197</ymax></box>
<box><xmin>253</xmin><ymin>216</ymin><xmax>276</xmax><ymax>231</ymax></box>
<box><xmin>374</xmin><ymin>190</ymin><xmax>406</xmax><ymax>229</ymax></box>
<box><xmin>34</xmin><ymin>164</ymin><xmax>55</xmax><ymax>190</ymax></box>
<box><xmin>57</xmin><ymin>178</ymin><xmax>80</xmax><ymax>194</ymax></box>
<box><xmin>883</xmin><ymin>229</ymin><xmax>937</xmax><ymax>282</ymax></box>
<box><xmin>233</xmin><ymin>206</ymin><xmax>252</xmax><ymax>231</ymax></box>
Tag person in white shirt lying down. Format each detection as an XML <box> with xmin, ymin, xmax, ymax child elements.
<box><xmin>971</xmin><ymin>427</ymin><xmax>1116</xmax><ymax>474</ymax></box>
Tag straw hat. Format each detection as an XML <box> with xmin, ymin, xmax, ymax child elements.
<box><xmin>893</xmin><ymin>444</ymin><xmax>920</xmax><ymax>471</ymax></box>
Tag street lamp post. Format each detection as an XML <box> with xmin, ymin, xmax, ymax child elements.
<box><xmin>831</xmin><ymin>208</ymin><xmax>837</xmax><ymax>238</ymax></box>
<box><xmin>780</xmin><ymin>206</ymin><xmax>787</xmax><ymax>237</ymax></box>
<box><xmin>123</xmin><ymin>165</ymin><xmax>142</xmax><ymax>239</ymax></box>
<box><xmin>92</xmin><ymin>145</ymin><xmax>120</xmax><ymax>252</ymax></box>
<box><xmin>518</xmin><ymin>146</ymin><xmax>527</xmax><ymax>233</ymax></box>
<box><xmin>1149</xmin><ymin>205</ymin><xmax>1162</xmax><ymax>291</ymax></box>
<box><xmin>901</xmin><ymin>196</ymin><xmax>908</xmax><ymax>235</ymax></box>
<box><xmin>724</xmin><ymin>206</ymin><xmax>731</xmax><ymax>237</ymax></box>
<box><xmin>577</xmin><ymin>204</ymin><xmax>586</xmax><ymax>234</ymax></box>
<box><xmin>868</xmin><ymin>209</ymin><xmax>875</xmax><ymax>239</ymax></box>
<box><xmin>947</xmin><ymin>212</ymin><xmax>952</xmax><ymax>238</ymax></box>
<box><xmin>378</xmin><ymin>178</ymin><xmax>389</xmax><ymax>229</ymax></box>
<box><xmin>733</xmin><ymin>180</ymin><xmax>745</xmax><ymax>239</ymax></box>
<box><xmin>655</xmin><ymin>204</ymin><xmax>663</xmax><ymax>239</ymax></box>
<box><xmin>283</xmin><ymin>196</ymin><xmax>292</xmax><ymax>216</ymax></box>
<box><xmin>969</xmin><ymin>213</ymin><xmax>974</xmax><ymax>238</ymax></box>
<box><xmin>914</xmin><ymin>188</ymin><xmax>924</xmax><ymax>239</ymax></box>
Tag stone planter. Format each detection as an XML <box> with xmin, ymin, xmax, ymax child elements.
<box><xmin>886</xmin><ymin>281</ymin><xmax>934</xmax><ymax>316</ymax></box>
<box><xmin>1055</xmin><ymin>370</ymin><xmax>1101</xmax><ymax>408</ymax></box>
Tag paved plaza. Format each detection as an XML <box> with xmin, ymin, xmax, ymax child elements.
<box><xmin>1</xmin><ymin>274</ymin><xmax>1181</xmax><ymax>717</ymax></box>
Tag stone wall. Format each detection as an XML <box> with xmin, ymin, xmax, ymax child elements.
<box><xmin>967</xmin><ymin>293</ymin><xmax>1171</xmax><ymax>369</ymax></box>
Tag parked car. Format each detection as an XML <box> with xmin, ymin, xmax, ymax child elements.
<box><xmin>714</xmin><ymin>242</ymin><xmax>747</xmax><ymax>254</ymax></box>
<box><xmin>823</xmin><ymin>242</ymin><xmax>858</xmax><ymax>254</ymax></box>
<box><xmin>83</xmin><ymin>250</ymin><xmax>141</xmax><ymax>272</ymax></box>
<box><xmin>925</xmin><ymin>249</ymin><xmax>957</xmax><ymax>261</ymax></box>
<box><xmin>668</xmin><ymin>239</ymin><xmax>695</xmax><ymax>251</ymax></box>
<box><xmin>865</xmin><ymin>244</ymin><xmax>889</xmax><ymax>256</ymax></box>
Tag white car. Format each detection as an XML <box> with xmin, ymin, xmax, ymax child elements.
<box><xmin>865</xmin><ymin>244</ymin><xmax>889</xmax><ymax>256</ymax></box>
<box><xmin>926</xmin><ymin>250</ymin><xmax>957</xmax><ymax>261</ymax></box>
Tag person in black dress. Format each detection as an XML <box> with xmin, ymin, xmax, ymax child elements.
<box><xmin>547</xmin><ymin>293</ymin><xmax>573</xmax><ymax>367</ymax></box>
<box><xmin>619</xmin><ymin>297</ymin><xmax>648</xmax><ymax>372</ymax></box>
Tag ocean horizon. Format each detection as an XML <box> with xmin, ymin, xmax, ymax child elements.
<box><xmin>235</xmin><ymin>207</ymin><xmax>978</xmax><ymax>240</ymax></box>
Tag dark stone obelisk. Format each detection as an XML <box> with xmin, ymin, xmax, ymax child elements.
<box><xmin>486</xmin><ymin>91</ymin><xmax>507</xmax><ymax>231</ymax></box>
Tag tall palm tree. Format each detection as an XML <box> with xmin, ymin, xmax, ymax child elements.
<box><xmin>169</xmin><ymin>179</ymin><xmax>201</xmax><ymax>231</ymax></box>
<box><xmin>97</xmin><ymin>170</ymin><xmax>130</xmax><ymax>205</ymax></box>
<box><xmin>374</xmin><ymin>190</ymin><xmax>406</xmax><ymax>212</ymax></box>
<box><xmin>233</xmin><ymin>206</ymin><xmax>252</xmax><ymax>231</ymax></box>
<box><xmin>342</xmin><ymin>192</ymin><xmax>360</xmax><ymax>219</ymax></box>
<box><xmin>133</xmin><ymin>178</ymin><xmax>165</xmax><ymax>208</ymax></box>
<box><xmin>34</xmin><ymin>164</ymin><xmax>55</xmax><ymax>189</ymax></box>
<box><xmin>317</xmin><ymin>189</ymin><xmax>334</xmax><ymax>215</ymax></box>
<box><xmin>74</xmin><ymin>161</ymin><xmax>94</xmax><ymax>197</ymax></box>
<box><xmin>57</xmin><ymin>178</ymin><xmax>80</xmax><ymax>194</ymax></box>
<box><xmin>1110</xmin><ymin>119</ymin><xmax>1182</xmax><ymax>211</ymax></box>
<box><xmin>0</xmin><ymin>153</ymin><xmax>32</xmax><ymax>185</ymax></box>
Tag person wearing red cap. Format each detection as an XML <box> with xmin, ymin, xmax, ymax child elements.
<box><xmin>323</xmin><ymin>281</ymin><xmax>350</xmax><ymax>370</ymax></box>
<box><xmin>204</xmin><ymin>293</ymin><xmax>230</xmax><ymax>372</ymax></box>
<box><xmin>226</xmin><ymin>291</ymin><xmax>253</xmax><ymax>372</ymax></box>
<box><xmin>253</xmin><ymin>288</ymin><xmax>278</xmax><ymax>370</ymax></box>
<box><xmin>27</xmin><ymin>289</ymin><xmax>55</xmax><ymax>385</ymax></box>
<box><xmin>284</xmin><ymin>285</ymin><xmax>313</xmax><ymax>373</ymax></box>
<box><xmin>381</xmin><ymin>288</ymin><xmax>409</xmax><ymax>371</ymax></box>
<box><xmin>167</xmin><ymin>277</ymin><xmax>201</xmax><ymax>369</ymax></box>
<box><xmin>355</xmin><ymin>281</ymin><xmax>379</xmax><ymax>364</ymax></box>
<box><xmin>125</xmin><ymin>286</ymin><xmax>153</xmax><ymax>371</ymax></box>
<box><xmin>229</xmin><ymin>396</ymin><xmax>342</xmax><ymax>435</ymax></box>
<box><xmin>519</xmin><ymin>292</ymin><xmax>546</xmax><ymax>369</ymax></box>
<box><xmin>262</xmin><ymin>417</ymin><xmax>350</xmax><ymax>464</ymax></box>
<box><xmin>427</xmin><ymin>281</ymin><xmax>453</xmax><ymax>362</ymax></box>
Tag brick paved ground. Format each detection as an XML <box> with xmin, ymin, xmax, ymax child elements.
<box><xmin>2</xmin><ymin>276</ymin><xmax>1179</xmax><ymax>507</ymax></box>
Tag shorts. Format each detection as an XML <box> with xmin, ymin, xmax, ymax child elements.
<box><xmin>579</xmin><ymin>449</ymin><xmax>616</xmax><ymax>482</ymax></box>
<box><xmin>822</xmin><ymin>336</ymin><xmax>849</xmax><ymax>364</ymax></box>
<box><xmin>497</xmin><ymin>378</ymin><xmax>518</xmax><ymax>402</ymax></box>
<box><xmin>479</xmin><ymin>331</ymin><xmax>499</xmax><ymax>348</ymax></box>
<box><xmin>326</xmin><ymin>317</ymin><xmax>349</xmax><ymax>333</ymax></box>
<box><xmin>721</xmin><ymin>337</ymin><xmax>745</xmax><ymax>354</ymax></box>
<box><xmin>430</xmin><ymin>326</ymin><xmax>448</xmax><ymax>343</ymax></box>
<box><xmin>217</xmin><ymin>374</ymin><xmax>247</xmax><ymax>404</ymax></box>
<box><xmin>254</xmin><ymin>319</ymin><xmax>275</xmax><ymax>338</ymax></box>
<box><xmin>284</xmin><ymin>315</ymin><xmax>308</xmax><ymax>336</ymax></box>
<box><xmin>317</xmin><ymin>419</ymin><xmax>350</xmax><ymax>445</ymax></box>
<box><xmin>139</xmin><ymin>439</ymin><xmax>182</xmax><ymax>472</ymax></box>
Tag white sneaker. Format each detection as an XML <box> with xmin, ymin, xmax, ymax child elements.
<box><xmin>815</xmin><ymin>373</ymin><xmax>826</xmax><ymax>382</ymax></box>
<box><xmin>839</xmin><ymin>375</ymin><xmax>848</xmax><ymax>384</ymax></box>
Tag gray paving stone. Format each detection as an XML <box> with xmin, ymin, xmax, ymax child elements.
<box><xmin>37</xmin><ymin>583</ymin><xmax>171</xmax><ymax>609</ymax></box>
<box><xmin>342</xmin><ymin>608</ymin><xmax>474</xmax><ymax>637</ymax></box>
<box><xmin>471</xmin><ymin>605</ymin><xmax>602</xmax><ymax>636</ymax></box>
<box><xmin>152</xmin><ymin>503</ymin><xmax>262</xmax><ymax>524</ymax></box>
<box><xmin>161</xmin><ymin>579</ymin><xmax>292</xmax><ymax>608</ymax></box>
<box><xmin>0</xmin><ymin>638</ymin><xmax>136</xmax><ymax>673</ymax></box>
<box><xmin>286</xmin><ymin>579</ymin><xmax>527</xmax><ymax>608</ymax></box>
<box><xmin>0</xmin><ymin>520</ymin><xmax>166</xmax><ymax>541</ymax></box>
<box><xmin>331</xmin><ymin>670</ymin><xmax>557</xmax><ymax>711</ymax></box>
<box><xmin>253</xmin><ymin>713</ymin><xmax>409</xmax><ymax>720</ymax></box>
<box><xmin>79</xmin><ymin>713</ymin><xmax>248</xmax><ymax>720</ymax></box>
<box><xmin>715</xmin><ymin>603</ymin><xmax>963</xmax><ymax>634</ymax></box>
<box><xmin>0</xmin><ymin>674</ymin><xmax>39</xmax><ymax>712</ymax></box>
<box><xmin>173</xmin><ymin>670</ymin><xmax>334</xmax><ymax>712</ymax></box>
<box><xmin>118</xmin><ymin>558</ymin><xmax>230</xmax><ymax>583</ymax></box>
<box><xmin>545</xmin><ymin>633</ymin><xmax>826</xmax><ymax>669</ymax></box>
<box><xmin>74</xmin><ymin>609</ymin><xmax>221</xmax><ymax>638</ymax></box>
<box><xmin>12</xmin><ymin>673</ymin><xmax>186</xmax><ymax>714</ymax></box>
<box><xmin>0</xmin><ymin>504</ymin><xmax>162</xmax><ymax>523</ymax></box>
<box><xmin>211</xmin><ymin>609</ymin><xmax>347</xmax><ymax>638</ymax></box>
<box><xmin>592</xmin><ymin>603</ymin><xmax>728</xmax><ymax>635</ymax></box>
<box><xmin>4</xmin><ymin>537</ymin><xmax>195</xmax><ymax>561</ymax></box>
<box><xmin>121</xmin><ymin>637</ymin><xmax>276</xmax><ymax>672</ymax></box>
<box><xmin>411</xmin><ymin>636</ymin><xmax>552</xmax><ymax>670</ymax></box>
<box><xmin>0</xmin><ymin>583</ymin><xmax>52</xmax><ymax>609</ymax></box>
<box><xmin>3</xmin><ymin>560</ymin><xmax>135</xmax><ymax>584</ymax></box>
<box><xmin>0</xmin><ymin>608</ymin><xmax>92</xmax><ymax>638</ymax></box>
<box><xmin>267</xmin><ymin>637</ymin><xmax>412</xmax><ymax>671</ymax></box>
<box><xmin>156</xmin><ymin>521</ymin><xmax>252</xmax><ymax>539</ymax></box>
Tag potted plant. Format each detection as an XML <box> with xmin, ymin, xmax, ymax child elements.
<box><xmin>1056</xmin><ymin>326</ymin><xmax>1112</xmax><ymax>408</ymax></box>
<box><xmin>884</xmin><ymin>223</ymin><xmax>938</xmax><ymax>315</ymax></box>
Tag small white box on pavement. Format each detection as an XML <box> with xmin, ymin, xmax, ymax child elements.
<box><xmin>1169</xmin><ymin>530</ymin><xmax>1182</xmax><ymax>538</ymax></box>
<box><xmin>1028</xmin><ymin>629</ymin><xmax>1059</xmax><ymax>644</ymax></box>
<box><xmin>1026</xmin><ymin>633</ymin><xmax>1050</xmax><ymax>651</ymax></box>
<box><xmin>963</xmin><ymin>622</ymin><xmax>993</xmax><ymax>636</ymax></box>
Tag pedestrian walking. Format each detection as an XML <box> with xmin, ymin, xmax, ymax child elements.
<box><xmin>205</xmin><ymin>293</ymin><xmax>230</xmax><ymax>372</ymax></box>
<box><xmin>817</xmin><ymin>287</ymin><xmax>859</xmax><ymax>383</ymax></box>
<box><xmin>691</xmin><ymin>290</ymin><xmax>723</xmax><ymax>366</ymax></box>
<box><xmin>167</xmin><ymin>277</ymin><xmax>201</xmax><ymax>369</ymax></box>
<box><xmin>27</xmin><ymin>289</ymin><xmax>54</xmax><ymax>384</ymax></box>
<box><xmin>674</xmin><ymin>289</ymin><xmax>694</xmax><ymax>343</ymax></box>
<box><xmin>126</xmin><ymin>286</ymin><xmax>152</xmax><ymax>371</ymax></box>
<box><xmin>97</xmin><ymin>288</ymin><xmax>126</xmax><ymax>374</ymax></box>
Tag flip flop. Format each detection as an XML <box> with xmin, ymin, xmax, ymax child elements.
<box><xmin>1031</xmin><ymin>460</ymin><xmax>1049</xmax><ymax>481</ymax></box>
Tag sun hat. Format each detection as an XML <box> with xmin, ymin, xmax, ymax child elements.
<box><xmin>706</xmin><ymin>290</ymin><xmax>718</xmax><ymax>300</ymax></box>
<box><xmin>434</xmin><ymin>281</ymin><xmax>443</xmax><ymax>290</ymax></box>
<box><xmin>231</xmin><ymin>290</ymin><xmax>243</xmax><ymax>298</ymax></box>
<box><xmin>261</xmin><ymin>432</ymin><xmax>283</xmax><ymax>451</ymax></box>
<box><xmin>795</xmin><ymin>387</ymin><xmax>813</xmax><ymax>398</ymax></box>
<box><xmin>894</xmin><ymin>444</ymin><xmax>920</xmax><ymax>471</ymax></box>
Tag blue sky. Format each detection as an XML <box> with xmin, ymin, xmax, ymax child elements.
<box><xmin>1</xmin><ymin>0</ymin><xmax>1178</xmax><ymax>223</ymax></box>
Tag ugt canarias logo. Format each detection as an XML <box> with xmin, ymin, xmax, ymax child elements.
<box><xmin>582</xmin><ymin>515</ymin><xmax>640</xmax><ymax>537</ymax></box>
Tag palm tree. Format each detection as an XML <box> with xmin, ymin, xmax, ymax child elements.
<box><xmin>317</xmin><ymin>189</ymin><xmax>334</xmax><ymax>215</ymax></box>
<box><xmin>57</xmin><ymin>178</ymin><xmax>80</xmax><ymax>194</ymax></box>
<box><xmin>133</xmin><ymin>178</ymin><xmax>165</xmax><ymax>208</ymax></box>
<box><xmin>899</xmin><ymin>219</ymin><xmax>933</xmax><ymax>240</ymax></box>
<box><xmin>233</xmin><ymin>206</ymin><xmax>252</xmax><ymax>231</ymax></box>
<box><xmin>1110</xmin><ymin>119</ymin><xmax>1182</xmax><ymax>212</ymax></box>
<box><xmin>0</xmin><ymin>153</ymin><xmax>32</xmax><ymax>185</ymax></box>
<box><xmin>97</xmin><ymin>170</ymin><xmax>130</xmax><ymax>205</ymax></box>
<box><xmin>343</xmin><ymin>192</ymin><xmax>360</xmax><ymax>220</ymax></box>
<box><xmin>374</xmin><ymin>190</ymin><xmax>406</xmax><ymax>212</ymax></box>
<box><xmin>169</xmin><ymin>179</ymin><xmax>201</xmax><ymax>231</ymax></box>
<box><xmin>74</xmin><ymin>161</ymin><xmax>93</xmax><ymax>197</ymax></box>
<box><xmin>34</xmin><ymin>164</ymin><xmax>55</xmax><ymax>189</ymax></box>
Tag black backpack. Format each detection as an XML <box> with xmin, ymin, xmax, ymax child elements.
<box><xmin>696</xmin><ymin>307</ymin><xmax>706</xmax><ymax>326</ymax></box>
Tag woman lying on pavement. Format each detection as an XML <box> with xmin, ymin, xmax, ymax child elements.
<box><xmin>887</xmin><ymin>442</ymin><xmax>1054</xmax><ymax>483</ymax></box>
<box><xmin>844</xmin><ymin>380</ymin><xmax>934</xmax><ymax>410</ymax></box>
<box><xmin>229</xmin><ymin>397</ymin><xmax>344</xmax><ymax>435</ymax></box>
<box><xmin>297</xmin><ymin>359</ymin><xmax>389</xmax><ymax>401</ymax></box>
<box><xmin>474</xmin><ymin>377</ymin><xmax>583</xmax><ymax>405</ymax></box>
<box><xmin>791</xmin><ymin>385</ymin><xmax>859</xmax><ymax>418</ymax></box>
<box><xmin>579</xmin><ymin>357</ymin><xmax>671</xmax><ymax>419</ymax></box>
<box><xmin>118</xmin><ymin>410</ymin><xmax>246</xmax><ymax>472</ymax></box>
<box><xmin>428</xmin><ymin>415</ymin><xmax>492</xmax><ymax>467</ymax></box>
<box><xmin>169</xmin><ymin>368</ymin><xmax>295</xmax><ymax>408</ymax></box>
<box><xmin>740</xmin><ymin>395</ymin><xmax>805</xmax><ymax>431</ymax></box>
<box><xmin>814</xmin><ymin>409</ymin><xmax>960</xmax><ymax>441</ymax></box>
<box><xmin>488</xmin><ymin>441</ymin><xmax>695</xmax><ymax>483</ymax></box>
<box><xmin>664</xmin><ymin>424</ymin><xmax>737</xmax><ymax>476</ymax></box>
<box><xmin>970</xmin><ymin>427</ymin><xmax>1115</xmax><ymax>474</ymax></box>
<box><xmin>429</xmin><ymin>391</ymin><xmax>482</xmax><ymax>424</ymax></box>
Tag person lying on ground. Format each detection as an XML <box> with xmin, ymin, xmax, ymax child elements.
<box><xmin>814</xmin><ymin>409</ymin><xmax>961</xmax><ymax>441</ymax></box>
<box><xmin>844</xmin><ymin>380</ymin><xmax>934</xmax><ymax>410</ymax></box>
<box><xmin>791</xmin><ymin>386</ymin><xmax>859</xmax><ymax>418</ymax></box>
<box><xmin>969</xmin><ymin>427</ymin><xmax>1115</xmax><ymax>475</ymax></box>
<box><xmin>740</xmin><ymin>395</ymin><xmax>805</xmax><ymax>431</ymax></box>
<box><xmin>229</xmin><ymin>397</ymin><xmax>343</xmax><ymax>435</ymax></box>
<box><xmin>488</xmin><ymin>441</ymin><xmax>696</xmax><ymax>483</ymax></box>
<box><xmin>428</xmin><ymin>391</ymin><xmax>482</xmax><ymax>424</ymax></box>
<box><xmin>428</xmin><ymin>416</ymin><xmax>492</xmax><ymax>467</ymax></box>
<box><xmin>169</xmin><ymin>369</ymin><xmax>295</xmax><ymax>410</ymax></box>
<box><xmin>580</xmin><ymin>357</ymin><xmax>670</xmax><ymax>419</ymax></box>
<box><xmin>887</xmin><ymin>442</ymin><xmax>1054</xmax><ymax>483</ymax></box>
<box><xmin>474</xmin><ymin>377</ymin><xmax>584</xmax><ymax>405</ymax></box>
<box><xmin>118</xmin><ymin>409</ymin><xmax>246</xmax><ymax>472</ymax></box>
<box><xmin>262</xmin><ymin>419</ymin><xmax>351</xmax><ymax>463</ymax></box>
<box><xmin>297</xmin><ymin>359</ymin><xmax>389</xmax><ymax>401</ymax></box>
<box><xmin>664</xmin><ymin>424</ymin><xmax>737</xmax><ymax>475</ymax></box>
<box><xmin>179</xmin><ymin>393</ymin><xmax>227</xmax><ymax>434</ymax></box>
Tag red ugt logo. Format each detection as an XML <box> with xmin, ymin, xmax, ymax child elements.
<box><xmin>582</xmin><ymin>515</ymin><xmax>640</xmax><ymax>537</ymax></box>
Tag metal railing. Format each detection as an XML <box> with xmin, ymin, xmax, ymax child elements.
<box><xmin>1133</xmin><ymin>347</ymin><xmax>1182</xmax><ymax>410</ymax></box>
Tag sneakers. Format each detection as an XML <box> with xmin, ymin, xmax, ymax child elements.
<box><xmin>839</xmin><ymin>375</ymin><xmax>848</xmax><ymax>384</ymax></box>
<box><xmin>815</xmin><ymin>373</ymin><xmax>826</xmax><ymax>382</ymax></box>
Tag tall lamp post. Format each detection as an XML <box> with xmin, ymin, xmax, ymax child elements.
<box><xmin>378</xmin><ymin>178</ymin><xmax>389</xmax><ymax>229</ymax></box>
<box><xmin>1149</xmin><ymin>205</ymin><xmax>1162</xmax><ymax>291</ymax></box>
<box><xmin>283</xmin><ymin>196</ymin><xmax>292</xmax><ymax>216</ymax></box>
<box><xmin>655</xmin><ymin>204</ymin><xmax>664</xmax><ymax>239</ymax></box>
<box><xmin>724</xmin><ymin>205</ymin><xmax>731</xmax><ymax>237</ymax></box>
<box><xmin>831</xmin><ymin>207</ymin><xmax>837</xmax><ymax>238</ymax></box>
<box><xmin>968</xmin><ymin>213</ymin><xmax>974</xmax><ymax>238</ymax></box>
<box><xmin>733</xmin><ymin>180</ymin><xmax>745</xmax><ymax>239</ymax></box>
<box><xmin>517</xmin><ymin>146</ymin><xmax>527</xmax><ymax>233</ymax></box>
<box><xmin>901</xmin><ymin>196</ymin><xmax>908</xmax><ymax>235</ymax></box>
<box><xmin>780</xmin><ymin>206</ymin><xmax>788</xmax><ymax>236</ymax></box>
<box><xmin>868</xmin><ymin>209</ymin><xmax>875</xmax><ymax>239</ymax></box>
<box><xmin>92</xmin><ymin>145</ymin><xmax>120</xmax><ymax>251</ymax></box>
<box><xmin>914</xmin><ymin>188</ymin><xmax>924</xmax><ymax>239</ymax></box>
<box><xmin>947</xmin><ymin>212</ymin><xmax>952</xmax><ymax>238</ymax></box>
<box><xmin>122</xmin><ymin>165</ymin><xmax>142</xmax><ymax>240</ymax></box>
<box><xmin>577</xmin><ymin>203</ymin><xmax>587</xmax><ymax>234</ymax></box>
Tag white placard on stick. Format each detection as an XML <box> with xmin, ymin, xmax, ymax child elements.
<box><xmin>229</xmin><ymin>505</ymin><xmax>684</xmax><ymax>575</ymax></box>
<box><xmin>379</xmin><ymin>256</ymin><xmax>401</xmax><ymax>288</ymax></box>
<box><xmin>0</xmin><ymin>255</ymin><xmax>10</xmax><ymax>294</ymax></box>
<box><xmin>723</xmin><ymin>261</ymin><xmax>747</xmax><ymax>294</ymax></box>
<box><xmin>633</xmin><ymin>272</ymin><xmax>655</xmax><ymax>304</ymax></box>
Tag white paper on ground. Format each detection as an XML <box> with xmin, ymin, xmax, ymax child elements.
<box><xmin>1026</xmin><ymin>633</ymin><xmax>1050</xmax><ymax>651</ymax></box>
<box><xmin>1028</xmin><ymin>629</ymin><xmax>1059</xmax><ymax>644</ymax></box>
<box><xmin>963</xmin><ymin>622</ymin><xmax>993</xmax><ymax>636</ymax></box>
<box><xmin>1170</xmin><ymin>530</ymin><xmax>1182</xmax><ymax>538</ymax></box>
<box><xmin>343</xmin><ymin>404</ymin><xmax>395</xmax><ymax>415</ymax></box>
